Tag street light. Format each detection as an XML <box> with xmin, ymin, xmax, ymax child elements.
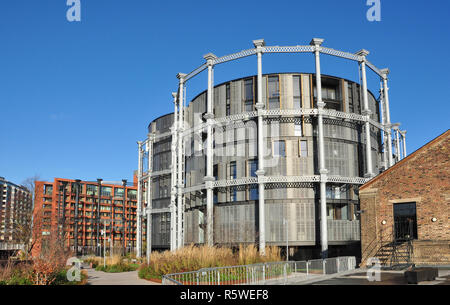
<box><xmin>122</xmin><ymin>179</ymin><xmax>127</xmax><ymax>257</ymax></box>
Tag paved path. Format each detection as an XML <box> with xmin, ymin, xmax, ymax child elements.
<box><xmin>85</xmin><ymin>267</ymin><xmax>160</xmax><ymax>285</ymax></box>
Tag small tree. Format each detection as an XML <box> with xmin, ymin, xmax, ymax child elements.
<box><xmin>12</xmin><ymin>176</ymin><xmax>41</xmax><ymax>259</ymax></box>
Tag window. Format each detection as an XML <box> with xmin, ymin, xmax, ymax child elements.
<box><xmin>230</xmin><ymin>187</ymin><xmax>237</xmax><ymax>202</ymax></box>
<box><xmin>101</xmin><ymin>187</ymin><xmax>112</xmax><ymax>197</ymax></box>
<box><xmin>248</xmin><ymin>159</ymin><xmax>258</xmax><ymax>177</ymax></box>
<box><xmin>226</xmin><ymin>83</ymin><xmax>231</xmax><ymax>116</ymax></box>
<box><xmin>294</xmin><ymin>121</ymin><xmax>303</xmax><ymax>137</ymax></box>
<box><xmin>299</xmin><ymin>140</ymin><xmax>308</xmax><ymax>157</ymax></box>
<box><xmin>393</xmin><ymin>202</ymin><xmax>418</xmax><ymax>241</ymax></box>
<box><xmin>213</xmin><ymin>164</ymin><xmax>218</xmax><ymax>180</ymax></box>
<box><xmin>249</xmin><ymin>186</ymin><xmax>258</xmax><ymax>201</ymax></box>
<box><xmin>268</xmin><ymin>76</ymin><xmax>280</xmax><ymax>109</ymax></box>
<box><xmin>273</xmin><ymin>140</ymin><xmax>286</xmax><ymax>157</ymax></box>
<box><xmin>114</xmin><ymin>188</ymin><xmax>124</xmax><ymax>197</ymax></box>
<box><xmin>229</xmin><ymin>161</ymin><xmax>237</xmax><ymax>179</ymax></box>
<box><xmin>348</xmin><ymin>84</ymin><xmax>354</xmax><ymax>113</ymax></box>
<box><xmin>293</xmin><ymin>75</ymin><xmax>301</xmax><ymax>109</ymax></box>
<box><xmin>44</xmin><ymin>185</ymin><xmax>53</xmax><ymax>196</ymax></box>
<box><xmin>86</xmin><ymin>184</ymin><xmax>97</xmax><ymax>196</ymax></box>
<box><xmin>243</xmin><ymin>78</ymin><xmax>254</xmax><ymax>112</ymax></box>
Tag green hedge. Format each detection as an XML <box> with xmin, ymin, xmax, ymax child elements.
<box><xmin>95</xmin><ymin>263</ymin><xmax>139</xmax><ymax>273</ymax></box>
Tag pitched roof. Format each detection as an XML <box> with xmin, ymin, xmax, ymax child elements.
<box><xmin>360</xmin><ymin>129</ymin><xmax>450</xmax><ymax>190</ymax></box>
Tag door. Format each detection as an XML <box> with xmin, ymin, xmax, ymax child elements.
<box><xmin>393</xmin><ymin>202</ymin><xmax>418</xmax><ymax>241</ymax></box>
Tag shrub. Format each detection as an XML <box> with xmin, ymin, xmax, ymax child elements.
<box><xmin>138</xmin><ymin>244</ymin><xmax>281</xmax><ymax>281</ymax></box>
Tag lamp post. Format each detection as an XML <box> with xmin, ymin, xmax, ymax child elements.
<box><xmin>97</xmin><ymin>178</ymin><xmax>102</xmax><ymax>256</ymax></box>
<box><xmin>74</xmin><ymin>179</ymin><xmax>81</xmax><ymax>256</ymax></box>
<box><xmin>122</xmin><ymin>179</ymin><xmax>127</xmax><ymax>257</ymax></box>
<box><xmin>283</xmin><ymin>218</ymin><xmax>289</xmax><ymax>261</ymax></box>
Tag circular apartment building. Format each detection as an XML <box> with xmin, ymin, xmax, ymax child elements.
<box><xmin>137</xmin><ymin>39</ymin><xmax>399</xmax><ymax>260</ymax></box>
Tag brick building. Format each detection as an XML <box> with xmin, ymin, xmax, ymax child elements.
<box><xmin>360</xmin><ymin>130</ymin><xmax>450</xmax><ymax>266</ymax></box>
<box><xmin>33</xmin><ymin>178</ymin><xmax>140</xmax><ymax>256</ymax></box>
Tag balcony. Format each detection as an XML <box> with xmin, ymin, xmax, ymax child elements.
<box><xmin>327</xmin><ymin>220</ymin><xmax>360</xmax><ymax>242</ymax></box>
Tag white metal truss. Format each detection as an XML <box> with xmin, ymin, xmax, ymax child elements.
<box><xmin>263</xmin><ymin>45</ymin><xmax>314</xmax><ymax>53</ymax></box>
<box><xmin>320</xmin><ymin>47</ymin><xmax>361</xmax><ymax>62</ymax></box>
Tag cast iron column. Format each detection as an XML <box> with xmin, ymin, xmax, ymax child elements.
<box><xmin>176</xmin><ymin>73</ymin><xmax>187</xmax><ymax>249</ymax></box>
<box><xmin>380</xmin><ymin>69</ymin><xmax>394</xmax><ymax>167</ymax></box>
<box><xmin>253</xmin><ymin>38</ymin><xmax>266</xmax><ymax>255</ymax></box>
<box><xmin>170</xmin><ymin>92</ymin><xmax>178</xmax><ymax>251</ymax></box>
<box><xmin>203</xmin><ymin>53</ymin><xmax>217</xmax><ymax>247</ymax></box>
<box><xmin>311</xmin><ymin>38</ymin><xmax>328</xmax><ymax>259</ymax></box>
<box><xmin>356</xmin><ymin>49</ymin><xmax>374</xmax><ymax>178</ymax></box>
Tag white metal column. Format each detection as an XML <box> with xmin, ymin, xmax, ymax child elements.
<box><xmin>204</xmin><ymin>53</ymin><xmax>217</xmax><ymax>247</ymax></box>
<box><xmin>176</xmin><ymin>73</ymin><xmax>187</xmax><ymax>249</ymax></box>
<box><xmin>253</xmin><ymin>39</ymin><xmax>266</xmax><ymax>255</ymax></box>
<box><xmin>400</xmin><ymin>130</ymin><xmax>407</xmax><ymax>158</ymax></box>
<box><xmin>136</xmin><ymin>141</ymin><xmax>143</xmax><ymax>257</ymax></box>
<box><xmin>356</xmin><ymin>50</ymin><xmax>374</xmax><ymax>177</ymax></box>
<box><xmin>393</xmin><ymin>124</ymin><xmax>401</xmax><ymax>162</ymax></box>
<box><xmin>170</xmin><ymin>92</ymin><xmax>178</xmax><ymax>251</ymax></box>
<box><xmin>146</xmin><ymin>134</ymin><xmax>153</xmax><ymax>264</ymax></box>
<box><xmin>379</xmin><ymin>84</ymin><xmax>388</xmax><ymax>170</ymax></box>
<box><xmin>381</xmin><ymin>69</ymin><xmax>394</xmax><ymax>167</ymax></box>
<box><xmin>311</xmin><ymin>38</ymin><xmax>328</xmax><ymax>258</ymax></box>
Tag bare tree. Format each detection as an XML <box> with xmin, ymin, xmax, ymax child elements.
<box><xmin>12</xmin><ymin>175</ymin><xmax>41</xmax><ymax>259</ymax></box>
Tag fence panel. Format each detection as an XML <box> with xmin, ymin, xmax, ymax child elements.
<box><xmin>162</xmin><ymin>256</ymin><xmax>356</xmax><ymax>285</ymax></box>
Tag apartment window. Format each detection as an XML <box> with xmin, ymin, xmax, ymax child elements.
<box><xmin>44</xmin><ymin>185</ymin><xmax>53</xmax><ymax>196</ymax></box>
<box><xmin>347</xmin><ymin>84</ymin><xmax>354</xmax><ymax>113</ymax></box>
<box><xmin>294</xmin><ymin>121</ymin><xmax>303</xmax><ymax>137</ymax></box>
<box><xmin>86</xmin><ymin>184</ymin><xmax>97</xmax><ymax>196</ymax></box>
<box><xmin>213</xmin><ymin>164</ymin><xmax>218</xmax><ymax>181</ymax></box>
<box><xmin>229</xmin><ymin>161</ymin><xmax>237</xmax><ymax>179</ymax></box>
<box><xmin>248</xmin><ymin>159</ymin><xmax>258</xmax><ymax>177</ymax></box>
<box><xmin>244</xmin><ymin>78</ymin><xmax>254</xmax><ymax>112</ymax></box>
<box><xmin>299</xmin><ymin>140</ymin><xmax>308</xmax><ymax>157</ymax></box>
<box><xmin>273</xmin><ymin>140</ymin><xmax>286</xmax><ymax>157</ymax></box>
<box><xmin>114</xmin><ymin>188</ymin><xmax>124</xmax><ymax>197</ymax></box>
<box><xmin>101</xmin><ymin>187</ymin><xmax>112</xmax><ymax>197</ymax></box>
<box><xmin>249</xmin><ymin>186</ymin><xmax>258</xmax><ymax>201</ymax></box>
<box><xmin>226</xmin><ymin>83</ymin><xmax>231</xmax><ymax>116</ymax></box>
<box><xmin>268</xmin><ymin>76</ymin><xmax>280</xmax><ymax>109</ymax></box>
<box><xmin>230</xmin><ymin>187</ymin><xmax>237</xmax><ymax>202</ymax></box>
<box><xmin>293</xmin><ymin>75</ymin><xmax>301</xmax><ymax>109</ymax></box>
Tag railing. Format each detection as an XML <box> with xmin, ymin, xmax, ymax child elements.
<box><xmin>162</xmin><ymin>256</ymin><xmax>356</xmax><ymax>285</ymax></box>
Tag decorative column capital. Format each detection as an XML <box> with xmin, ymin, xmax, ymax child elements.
<box><xmin>253</xmin><ymin>38</ymin><xmax>266</xmax><ymax>51</ymax></box>
<box><xmin>362</xmin><ymin>109</ymin><xmax>372</xmax><ymax>116</ymax></box>
<box><xmin>392</xmin><ymin>123</ymin><xmax>400</xmax><ymax>130</ymax></box>
<box><xmin>203</xmin><ymin>112</ymin><xmax>214</xmax><ymax>120</ymax></box>
<box><xmin>177</xmin><ymin>73</ymin><xmax>187</xmax><ymax>83</ymax></box>
<box><xmin>317</xmin><ymin>101</ymin><xmax>326</xmax><ymax>109</ymax></box>
<box><xmin>310</xmin><ymin>38</ymin><xmax>324</xmax><ymax>51</ymax></box>
<box><xmin>172</xmin><ymin>92</ymin><xmax>178</xmax><ymax>101</ymax></box>
<box><xmin>400</xmin><ymin>130</ymin><xmax>407</xmax><ymax>136</ymax></box>
<box><xmin>380</xmin><ymin>68</ymin><xmax>390</xmax><ymax>79</ymax></box>
<box><xmin>203</xmin><ymin>53</ymin><xmax>217</xmax><ymax>66</ymax></box>
<box><xmin>203</xmin><ymin>176</ymin><xmax>215</xmax><ymax>190</ymax></box>
<box><xmin>255</xmin><ymin>102</ymin><xmax>265</xmax><ymax>110</ymax></box>
<box><xmin>355</xmin><ymin>49</ymin><xmax>370</xmax><ymax>61</ymax></box>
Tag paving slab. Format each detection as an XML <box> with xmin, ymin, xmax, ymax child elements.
<box><xmin>85</xmin><ymin>267</ymin><xmax>160</xmax><ymax>285</ymax></box>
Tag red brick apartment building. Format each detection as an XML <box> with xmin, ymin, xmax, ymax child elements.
<box><xmin>360</xmin><ymin>130</ymin><xmax>449</xmax><ymax>266</ymax></box>
<box><xmin>33</xmin><ymin>178</ymin><xmax>141</xmax><ymax>256</ymax></box>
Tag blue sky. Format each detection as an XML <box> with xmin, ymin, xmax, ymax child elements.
<box><xmin>0</xmin><ymin>0</ymin><xmax>449</xmax><ymax>185</ymax></box>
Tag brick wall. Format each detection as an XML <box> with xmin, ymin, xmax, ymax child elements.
<box><xmin>360</xmin><ymin>130</ymin><xmax>450</xmax><ymax>266</ymax></box>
